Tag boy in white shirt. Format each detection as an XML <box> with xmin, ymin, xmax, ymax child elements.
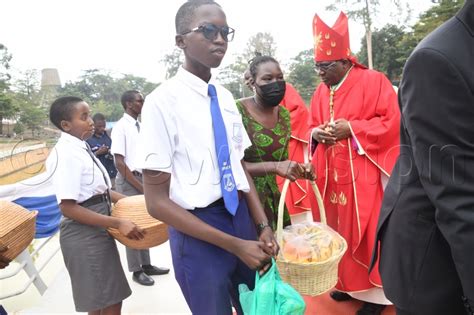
<box><xmin>137</xmin><ymin>1</ymin><xmax>281</xmax><ymax>314</ymax></box>
<box><xmin>111</xmin><ymin>90</ymin><xmax>169</xmax><ymax>286</ymax></box>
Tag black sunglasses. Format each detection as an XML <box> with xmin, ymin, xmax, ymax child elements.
<box><xmin>181</xmin><ymin>23</ymin><xmax>235</xmax><ymax>42</ymax></box>
<box><xmin>314</xmin><ymin>61</ymin><xmax>340</xmax><ymax>74</ymax></box>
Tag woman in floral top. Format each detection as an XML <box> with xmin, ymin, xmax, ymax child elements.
<box><xmin>236</xmin><ymin>55</ymin><xmax>314</xmax><ymax>230</ymax></box>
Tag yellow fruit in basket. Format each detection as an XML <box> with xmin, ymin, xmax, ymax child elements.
<box><xmin>311</xmin><ymin>248</ymin><xmax>321</xmax><ymax>262</ymax></box>
<box><xmin>307</xmin><ymin>244</ymin><xmax>330</xmax><ymax>263</ymax></box>
<box><xmin>281</xmin><ymin>222</ymin><xmax>346</xmax><ymax>264</ymax></box>
<box><xmin>292</xmin><ymin>225</ymin><xmax>309</xmax><ymax>235</ymax></box>
<box><xmin>331</xmin><ymin>236</ymin><xmax>343</xmax><ymax>254</ymax></box>
<box><xmin>318</xmin><ymin>245</ymin><xmax>332</xmax><ymax>262</ymax></box>
<box><xmin>308</xmin><ymin>225</ymin><xmax>325</xmax><ymax>235</ymax></box>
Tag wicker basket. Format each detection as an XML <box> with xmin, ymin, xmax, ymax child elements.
<box><xmin>108</xmin><ymin>195</ymin><xmax>168</xmax><ymax>250</ymax></box>
<box><xmin>0</xmin><ymin>200</ymin><xmax>38</xmax><ymax>261</ymax></box>
<box><xmin>276</xmin><ymin>179</ymin><xmax>347</xmax><ymax>296</ymax></box>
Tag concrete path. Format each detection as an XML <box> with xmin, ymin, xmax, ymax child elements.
<box><xmin>1</xmin><ymin>236</ymin><xmax>190</xmax><ymax>315</ymax></box>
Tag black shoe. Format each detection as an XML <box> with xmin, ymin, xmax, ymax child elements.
<box><xmin>142</xmin><ymin>264</ymin><xmax>170</xmax><ymax>276</ymax></box>
<box><xmin>330</xmin><ymin>290</ymin><xmax>353</xmax><ymax>302</ymax></box>
<box><xmin>132</xmin><ymin>271</ymin><xmax>155</xmax><ymax>286</ymax></box>
<box><xmin>356</xmin><ymin>302</ymin><xmax>386</xmax><ymax>315</ymax></box>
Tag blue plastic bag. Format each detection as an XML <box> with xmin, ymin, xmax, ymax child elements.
<box><xmin>239</xmin><ymin>259</ymin><xmax>306</xmax><ymax>315</ymax></box>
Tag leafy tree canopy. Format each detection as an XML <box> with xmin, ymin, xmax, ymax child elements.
<box><xmin>410</xmin><ymin>0</ymin><xmax>464</xmax><ymax>43</ymax></box>
<box><xmin>286</xmin><ymin>48</ymin><xmax>319</xmax><ymax>104</ymax></box>
<box><xmin>357</xmin><ymin>24</ymin><xmax>406</xmax><ymax>83</ymax></box>
<box><xmin>393</xmin><ymin>0</ymin><xmax>464</xmax><ymax>78</ymax></box>
<box><xmin>59</xmin><ymin>70</ymin><xmax>158</xmax><ymax>121</ymax></box>
<box><xmin>0</xmin><ymin>44</ymin><xmax>15</xmax><ymax>134</ymax></box>
<box><xmin>218</xmin><ymin>32</ymin><xmax>277</xmax><ymax>99</ymax></box>
<box><xmin>10</xmin><ymin>69</ymin><xmax>46</xmax><ymax>137</ymax></box>
<box><xmin>162</xmin><ymin>48</ymin><xmax>183</xmax><ymax>80</ymax></box>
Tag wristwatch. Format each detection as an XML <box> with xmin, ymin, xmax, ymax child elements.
<box><xmin>257</xmin><ymin>222</ymin><xmax>271</xmax><ymax>235</ymax></box>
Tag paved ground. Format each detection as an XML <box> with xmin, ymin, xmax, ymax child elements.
<box><xmin>2</xmin><ymin>236</ymin><xmax>190</xmax><ymax>315</ymax></box>
<box><xmin>1</xmin><ymin>232</ymin><xmax>396</xmax><ymax>315</ymax></box>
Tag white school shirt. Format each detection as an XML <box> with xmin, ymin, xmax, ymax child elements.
<box><xmin>111</xmin><ymin>113</ymin><xmax>141</xmax><ymax>173</ymax></box>
<box><xmin>136</xmin><ymin>67</ymin><xmax>252</xmax><ymax>210</ymax></box>
<box><xmin>46</xmin><ymin>132</ymin><xmax>111</xmax><ymax>204</ymax></box>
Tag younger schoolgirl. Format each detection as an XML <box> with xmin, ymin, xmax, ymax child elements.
<box><xmin>46</xmin><ymin>96</ymin><xmax>144</xmax><ymax>315</ymax></box>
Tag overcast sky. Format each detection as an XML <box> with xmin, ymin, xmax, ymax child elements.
<box><xmin>1</xmin><ymin>0</ymin><xmax>435</xmax><ymax>84</ymax></box>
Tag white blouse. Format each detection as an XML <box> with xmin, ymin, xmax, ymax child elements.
<box><xmin>46</xmin><ymin>132</ymin><xmax>110</xmax><ymax>203</ymax></box>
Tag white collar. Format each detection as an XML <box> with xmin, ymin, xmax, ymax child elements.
<box><xmin>331</xmin><ymin>65</ymin><xmax>354</xmax><ymax>92</ymax></box>
<box><xmin>176</xmin><ymin>66</ymin><xmax>218</xmax><ymax>98</ymax></box>
<box><xmin>122</xmin><ymin>112</ymin><xmax>139</xmax><ymax>124</ymax></box>
<box><xmin>60</xmin><ymin>132</ymin><xmax>87</xmax><ymax>150</ymax></box>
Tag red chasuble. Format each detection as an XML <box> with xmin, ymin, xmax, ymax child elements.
<box><xmin>308</xmin><ymin>66</ymin><xmax>400</xmax><ymax>292</ymax></box>
<box><xmin>278</xmin><ymin>83</ymin><xmax>312</xmax><ymax>215</ymax></box>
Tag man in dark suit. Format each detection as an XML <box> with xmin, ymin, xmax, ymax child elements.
<box><xmin>373</xmin><ymin>1</ymin><xmax>474</xmax><ymax>314</ymax></box>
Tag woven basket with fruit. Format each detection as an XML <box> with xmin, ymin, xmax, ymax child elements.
<box><xmin>276</xmin><ymin>179</ymin><xmax>347</xmax><ymax>296</ymax></box>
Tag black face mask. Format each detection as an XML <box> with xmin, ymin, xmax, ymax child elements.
<box><xmin>255</xmin><ymin>80</ymin><xmax>286</xmax><ymax>107</ymax></box>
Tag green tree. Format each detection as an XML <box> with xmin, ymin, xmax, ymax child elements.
<box><xmin>15</xmin><ymin>69</ymin><xmax>40</xmax><ymax>97</ymax></box>
<box><xmin>13</xmin><ymin>122</ymin><xmax>25</xmax><ymax>135</ymax></box>
<box><xmin>326</xmin><ymin>0</ymin><xmax>411</xmax><ymax>69</ymax></box>
<box><xmin>12</xmin><ymin>69</ymin><xmax>46</xmax><ymax>137</ymax></box>
<box><xmin>18</xmin><ymin>102</ymin><xmax>46</xmax><ymax>137</ymax></box>
<box><xmin>90</xmin><ymin>99</ymin><xmax>123</xmax><ymax>122</ymax></box>
<box><xmin>242</xmin><ymin>32</ymin><xmax>277</xmax><ymax>63</ymax></box>
<box><xmin>411</xmin><ymin>0</ymin><xmax>464</xmax><ymax>43</ymax></box>
<box><xmin>59</xmin><ymin>70</ymin><xmax>158</xmax><ymax>121</ymax></box>
<box><xmin>0</xmin><ymin>43</ymin><xmax>15</xmax><ymax>135</ymax></box>
<box><xmin>162</xmin><ymin>48</ymin><xmax>183</xmax><ymax>80</ymax></box>
<box><xmin>357</xmin><ymin>24</ymin><xmax>406</xmax><ymax>83</ymax></box>
<box><xmin>396</xmin><ymin>0</ymin><xmax>464</xmax><ymax>72</ymax></box>
<box><xmin>60</xmin><ymin>69</ymin><xmax>104</xmax><ymax>103</ymax></box>
<box><xmin>286</xmin><ymin>49</ymin><xmax>319</xmax><ymax>104</ymax></box>
<box><xmin>218</xmin><ymin>32</ymin><xmax>278</xmax><ymax>98</ymax></box>
<box><xmin>217</xmin><ymin>66</ymin><xmax>246</xmax><ymax>99</ymax></box>
<box><xmin>91</xmin><ymin>99</ymin><xmax>111</xmax><ymax>118</ymax></box>
<box><xmin>118</xmin><ymin>74</ymin><xmax>157</xmax><ymax>96</ymax></box>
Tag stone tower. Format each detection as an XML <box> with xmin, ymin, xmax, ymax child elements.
<box><xmin>40</xmin><ymin>68</ymin><xmax>61</xmax><ymax>108</ymax></box>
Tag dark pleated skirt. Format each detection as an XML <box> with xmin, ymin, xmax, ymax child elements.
<box><xmin>60</xmin><ymin>201</ymin><xmax>131</xmax><ymax>312</ymax></box>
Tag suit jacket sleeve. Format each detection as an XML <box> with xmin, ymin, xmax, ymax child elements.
<box><xmin>401</xmin><ymin>47</ymin><xmax>474</xmax><ymax>299</ymax></box>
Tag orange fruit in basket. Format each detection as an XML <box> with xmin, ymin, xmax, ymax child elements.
<box><xmin>282</xmin><ymin>241</ymin><xmax>299</xmax><ymax>262</ymax></box>
<box><xmin>297</xmin><ymin>245</ymin><xmax>313</xmax><ymax>263</ymax></box>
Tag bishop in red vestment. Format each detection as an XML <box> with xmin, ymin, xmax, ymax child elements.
<box><xmin>308</xmin><ymin>12</ymin><xmax>400</xmax><ymax>314</ymax></box>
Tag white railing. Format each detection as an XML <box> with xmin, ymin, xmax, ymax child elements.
<box><xmin>0</xmin><ymin>232</ymin><xmax>60</xmax><ymax>300</ymax></box>
<box><xmin>0</xmin><ymin>143</ymin><xmax>47</xmax><ymax>160</ymax></box>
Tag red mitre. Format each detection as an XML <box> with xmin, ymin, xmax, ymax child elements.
<box><xmin>313</xmin><ymin>12</ymin><xmax>351</xmax><ymax>62</ymax></box>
